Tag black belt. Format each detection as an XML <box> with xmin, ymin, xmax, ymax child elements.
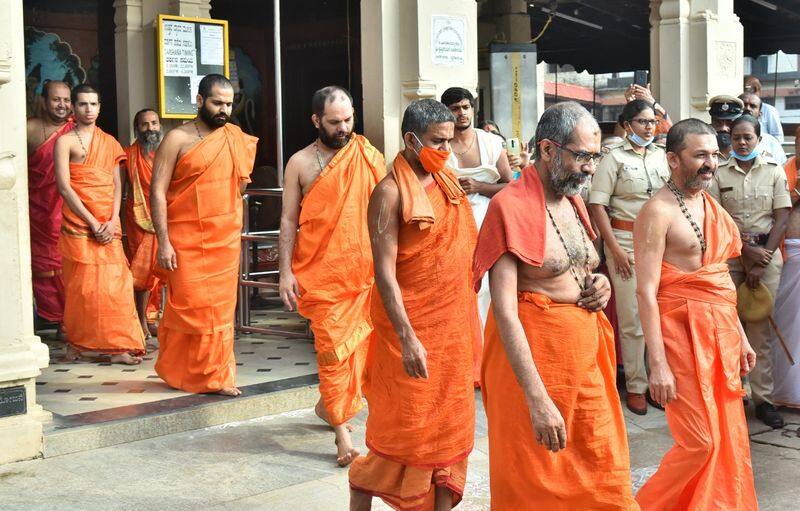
<box><xmin>741</xmin><ymin>232</ymin><xmax>769</xmax><ymax>246</ymax></box>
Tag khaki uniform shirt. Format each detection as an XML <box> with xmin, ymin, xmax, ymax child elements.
<box><xmin>709</xmin><ymin>155</ymin><xmax>791</xmax><ymax>234</ymax></box>
<box><xmin>588</xmin><ymin>139</ymin><xmax>670</xmax><ymax>222</ymax></box>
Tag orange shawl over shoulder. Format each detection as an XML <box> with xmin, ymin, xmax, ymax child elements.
<box><xmin>58</xmin><ymin>127</ymin><xmax>145</xmax><ymax>355</ymax></box>
<box><xmin>475</xmin><ymin>165</ymin><xmax>636</xmax><ymax>510</ymax></box>
<box><xmin>28</xmin><ymin>120</ymin><xmax>74</xmax><ymax>322</ymax></box>
<box><xmin>155</xmin><ymin>123</ymin><xmax>257</xmax><ymax>393</ymax></box>
<box><xmin>350</xmin><ymin>153</ymin><xmax>478</xmax><ymax>510</ymax></box>
<box><xmin>785</xmin><ymin>156</ymin><xmax>798</xmax><ymax>203</ymax></box>
<box><xmin>293</xmin><ymin>135</ymin><xmax>385</xmax><ymax>425</ymax></box>
<box><xmin>636</xmin><ymin>193</ymin><xmax>757</xmax><ymax>511</ymax></box>
<box><xmin>124</xmin><ymin>141</ymin><xmax>158</xmax><ymax>291</ymax></box>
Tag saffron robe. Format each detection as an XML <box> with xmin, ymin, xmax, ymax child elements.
<box><xmin>58</xmin><ymin>127</ymin><xmax>145</xmax><ymax>355</ymax></box>
<box><xmin>123</xmin><ymin>141</ymin><xmax>158</xmax><ymax>291</ymax></box>
<box><xmin>155</xmin><ymin>123</ymin><xmax>258</xmax><ymax>393</ymax></box>
<box><xmin>636</xmin><ymin>193</ymin><xmax>758</xmax><ymax>511</ymax></box>
<box><xmin>473</xmin><ymin>166</ymin><xmax>638</xmax><ymax>510</ymax></box>
<box><xmin>29</xmin><ymin>120</ymin><xmax>74</xmax><ymax>322</ymax></box>
<box><xmin>349</xmin><ymin>153</ymin><xmax>479</xmax><ymax>510</ymax></box>
<box><xmin>292</xmin><ymin>135</ymin><xmax>385</xmax><ymax>425</ymax></box>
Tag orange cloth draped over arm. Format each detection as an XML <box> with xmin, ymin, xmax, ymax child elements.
<box><xmin>349</xmin><ymin>153</ymin><xmax>478</xmax><ymax>511</ymax></box>
<box><xmin>292</xmin><ymin>135</ymin><xmax>385</xmax><ymax>426</ymax></box>
<box><xmin>123</xmin><ymin>141</ymin><xmax>159</xmax><ymax>292</ymax></box>
<box><xmin>58</xmin><ymin>127</ymin><xmax>145</xmax><ymax>354</ymax></box>
<box><xmin>155</xmin><ymin>124</ymin><xmax>257</xmax><ymax>393</ymax></box>
<box><xmin>28</xmin><ymin>120</ymin><xmax>75</xmax><ymax>322</ymax></box>
<box><xmin>473</xmin><ymin>166</ymin><xmax>638</xmax><ymax>511</ymax></box>
<box><xmin>636</xmin><ymin>193</ymin><xmax>758</xmax><ymax>511</ymax></box>
<box><xmin>784</xmin><ymin>156</ymin><xmax>798</xmax><ymax>203</ymax></box>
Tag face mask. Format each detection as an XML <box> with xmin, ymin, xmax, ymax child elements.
<box><xmin>734</xmin><ymin>146</ymin><xmax>760</xmax><ymax>162</ymax></box>
<box><xmin>411</xmin><ymin>133</ymin><xmax>450</xmax><ymax>173</ymax></box>
<box><xmin>716</xmin><ymin>132</ymin><xmax>731</xmax><ymax>150</ymax></box>
<box><xmin>628</xmin><ymin>132</ymin><xmax>653</xmax><ymax>147</ymax></box>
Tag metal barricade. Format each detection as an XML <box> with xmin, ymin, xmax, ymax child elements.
<box><xmin>236</xmin><ymin>188</ymin><xmax>310</xmax><ymax>338</ymax></box>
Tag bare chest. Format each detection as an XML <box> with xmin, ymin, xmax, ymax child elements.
<box><xmin>453</xmin><ymin>136</ymin><xmax>481</xmax><ymax>169</ymax></box>
<box><xmin>664</xmin><ymin>203</ymin><xmax>706</xmax><ymax>269</ymax></box>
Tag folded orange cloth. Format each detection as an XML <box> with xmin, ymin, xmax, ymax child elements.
<box><xmin>29</xmin><ymin>120</ymin><xmax>75</xmax><ymax>322</ymax></box>
<box><xmin>472</xmin><ymin>164</ymin><xmax>594</xmax><ymax>291</ymax></box>
<box><xmin>636</xmin><ymin>193</ymin><xmax>757</xmax><ymax>510</ymax></box>
<box><xmin>59</xmin><ymin>127</ymin><xmax>145</xmax><ymax>355</ymax></box>
<box><xmin>155</xmin><ymin>124</ymin><xmax>257</xmax><ymax>393</ymax></box>
<box><xmin>349</xmin><ymin>452</ymin><xmax>468</xmax><ymax>511</ymax></box>
<box><xmin>351</xmin><ymin>152</ymin><xmax>479</xmax><ymax>507</ymax></box>
<box><xmin>293</xmin><ymin>134</ymin><xmax>386</xmax><ymax>425</ymax></box>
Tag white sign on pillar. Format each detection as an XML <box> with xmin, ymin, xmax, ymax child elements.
<box><xmin>431</xmin><ymin>15</ymin><xmax>466</xmax><ymax>67</ymax></box>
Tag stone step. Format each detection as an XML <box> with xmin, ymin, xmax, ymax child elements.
<box><xmin>43</xmin><ymin>374</ymin><xmax>319</xmax><ymax>458</ymax></box>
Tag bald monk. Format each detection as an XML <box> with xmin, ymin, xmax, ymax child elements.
<box><xmin>123</xmin><ymin>108</ymin><xmax>164</xmax><ymax>346</ymax></box>
<box><xmin>151</xmin><ymin>74</ymin><xmax>258</xmax><ymax>396</ymax></box>
<box><xmin>54</xmin><ymin>83</ymin><xmax>145</xmax><ymax>364</ymax></box>
<box><xmin>279</xmin><ymin>86</ymin><xmax>386</xmax><ymax>466</ymax></box>
<box><xmin>349</xmin><ymin>99</ymin><xmax>479</xmax><ymax>511</ymax></box>
<box><xmin>634</xmin><ymin>119</ymin><xmax>758</xmax><ymax>510</ymax></box>
<box><xmin>473</xmin><ymin>102</ymin><xmax>637</xmax><ymax>510</ymax></box>
<box><xmin>27</xmin><ymin>80</ymin><xmax>74</xmax><ymax>330</ymax></box>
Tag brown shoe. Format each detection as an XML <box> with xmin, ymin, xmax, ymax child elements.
<box><xmin>626</xmin><ymin>392</ymin><xmax>648</xmax><ymax>415</ymax></box>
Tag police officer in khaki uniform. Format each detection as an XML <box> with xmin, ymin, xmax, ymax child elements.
<box><xmin>709</xmin><ymin>114</ymin><xmax>791</xmax><ymax>428</ymax></box>
<box><xmin>708</xmin><ymin>94</ymin><xmax>744</xmax><ymax>163</ymax></box>
<box><xmin>589</xmin><ymin>100</ymin><xmax>670</xmax><ymax>415</ymax></box>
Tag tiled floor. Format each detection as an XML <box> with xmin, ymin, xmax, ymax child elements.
<box><xmin>36</xmin><ymin>309</ymin><xmax>315</xmax><ymax>418</ymax></box>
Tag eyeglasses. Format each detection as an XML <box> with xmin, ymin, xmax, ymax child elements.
<box><xmin>631</xmin><ymin>118</ymin><xmax>659</xmax><ymax>127</ymax></box>
<box><xmin>549</xmin><ymin>140</ymin><xmax>604</xmax><ymax>165</ymax></box>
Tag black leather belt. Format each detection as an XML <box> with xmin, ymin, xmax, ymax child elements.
<box><xmin>741</xmin><ymin>232</ymin><xmax>769</xmax><ymax>246</ymax></box>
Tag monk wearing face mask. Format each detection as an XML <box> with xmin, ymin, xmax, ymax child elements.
<box><xmin>349</xmin><ymin>99</ymin><xmax>480</xmax><ymax>511</ymax></box>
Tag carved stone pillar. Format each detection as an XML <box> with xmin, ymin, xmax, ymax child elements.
<box><xmin>0</xmin><ymin>0</ymin><xmax>52</xmax><ymax>465</ymax></box>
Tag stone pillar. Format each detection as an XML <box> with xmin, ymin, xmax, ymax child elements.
<box><xmin>361</xmin><ymin>0</ymin><xmax>478</xmax><ymax>157</ymax></box>
<box><xmin>652</xmin><ymin>0</ymin><xmax>743</xmax><ymax>121</ymax></box>
<box><xmin>114</xmin><ymin>0</ymin><xmax>212</xmax><ymax>142</ymax></box>
<box><xmin>0</xmin><ymin>0</ymin><xmax>52</xmax><ymax>465</ymax></box>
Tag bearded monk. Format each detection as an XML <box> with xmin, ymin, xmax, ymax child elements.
<box><xmin>54</xmin><ymin>84</ymin><xmax>145</xmax><ymax>365</ymax></box>
<box><xmin>279</xmin><ymin>86</ymin><xmax>386</xmax><ymax>466</ymax></box>
<box><xmin>151</xmin><ymin>74</ymin><xmax>258</xmax><ymax>396</ymax></box>
<box><xmin>27</xmin><ymin>80</ymin><xmax>74</xmax><ymax>331</ymax></box>
<box><xmin>123</xmin><ymin>108</ymin><xmax>163</xmax><ymax>345</ymax></box>
<box><xmin>473</xmin><ymin>102</ymin><xmax>637</xmax><ymax>510</ymax></box>
<box><xmin>349</xmin><ymin>99</ymin><xmax>479</xmax><ymax>511</ymax></box>
<box><xmin>634</xmin><ymin>119</ymin><xmax>758</xmax><ymax>510</ymax></box>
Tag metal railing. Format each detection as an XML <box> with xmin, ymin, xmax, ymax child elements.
<box><xmin>236</xmin><ymin>188</ymin><xmax>310</xmax><ymax>338</ymax></box>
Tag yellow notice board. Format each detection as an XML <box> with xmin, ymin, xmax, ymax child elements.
<box><xmin>156</xmin><ymin>14</ymin><xmax>229</xmax><ymax>119</ymax></box>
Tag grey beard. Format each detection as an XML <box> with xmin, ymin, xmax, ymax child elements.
<box><xmin>550</xmin><ymin>153</ymin><xmax>589</xmax><ymax>197</ymax></box>
<box><xmin>137</xmin><ymin>130</ymin><xmax>162</xmax><ymax>153</ymax></box>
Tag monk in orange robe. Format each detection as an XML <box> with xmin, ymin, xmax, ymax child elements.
<box><xmin>123</xmin><ymin>108</ymin><xmax>164</xmax><ymax>343</ymax></box>
<box><xmin>473</xmin><ymin>102</ymin><xmax>637</xmax><ymax>510</ymax></box>
<box><xmin>26</xmin><ymin>81</ymin><xmax>74</xmax><ymax>328</ymax></box>
<box><xmin>784</xmin><ymin>126</ymin><xmax>800</xmax><ymax>203</ymax></box>
<box><xmin>151</xmin><ymin>75</ymin><xmax>257</xmax><ymax>396</ymax></box>
<box><xmin>54</xmin><ymin>84</ymin><xmax>145</xmax><ymax>364</ymax></box>
<box><xmin>634</xmin><ymin>119</ymin><xmax>757</xmax><ymax>510</ymax></box>
<box><xmin>279</xmin><ymin>86</ymin><xmax>386</xmax><ymax>466</ymax></box>
<box><xmin>349</xmin><ymin>99</ymin><xmax>479</xmax><ymax>511</ymax></box>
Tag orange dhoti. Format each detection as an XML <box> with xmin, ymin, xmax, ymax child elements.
<box><xmin>349</xmin><ymin>154</ymin><xmax>479</xmax><ymax>511</ymax></box>
<box><xmin>155</xmin><ymin>124</ymin><xmax>257</xmax><ymax>393</ymax></box>
<box><xmin>293</xmin><ymin>135</ymin><xmax>385</xmax><ymax>425</ymax></box>
<box><xmin>29</xmin><ymin>120</ymin><xmax>74</xmax><ymax>323</ymax></box>
<box><xmin>123</xmin><ymin>141</ymin><xmax>163</xmax><ymax>325</ymax></box>
<box><xmin>59</xmin><ymin>127</ymin><xmax>145</xmax><ymax>355</ymax></box>
<box><xmin>482</xmin><ymin>295</ymin><xmax>638</xmax><ymax>510</ymax></box>
<box><xmin>636</xmin><ymin>193</ymin><xmax>757</xmax><ymax>511</ymax></box>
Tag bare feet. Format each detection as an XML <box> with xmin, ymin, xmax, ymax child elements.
<box><xmin>62</xmin><ymin>345</ymin><xmax>82</xmax><ymax>362</ymax></box>
<box><xmin>148</xmin><ymin>323</ymin><xmax>159</xmax><ymax>338</ymax></box>
<box><xmin>55</xmin><ymin>324</ymin><xmax>66</xmax><ymax>342</ymax></box>
<box><xmin>314</xmin><ymin>400</ymin><xmax>354</xmax><ymax>431</ymax></box>
<box><xmin>334</xmin><ymin>424</ymin><xmax>360</xmax><ymax>467</ymax></box>
<box><xmin>110</xmin><ymin>353</ymin><xmax>143</xmax><ymax>365</ymax></box>
<box><xmin>216</xmin><ymin>386</ymin><xmax>242</xmax><ymax>397</ymax></box>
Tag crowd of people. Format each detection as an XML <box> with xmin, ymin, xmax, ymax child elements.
<box><xmin>24</xmin><ymin>70</ymin><xmax>800</xmax><ymax>510</ymax></box>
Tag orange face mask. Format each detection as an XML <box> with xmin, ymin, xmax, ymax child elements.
<box><xmin>412</xmin><ymin>133</ymin><xmax>450</xmax><ymax>173</ymax></box>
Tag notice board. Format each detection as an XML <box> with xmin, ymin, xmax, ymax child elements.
<box><xmin>156</xmin><ymin>14</ymin><xmax>229</xmax><ymax>119</ymax></box>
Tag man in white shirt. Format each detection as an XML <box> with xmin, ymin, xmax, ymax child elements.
<box><xmin>744</xmin><ymin>75</ymin><xmax>784</xmax><ymax>142</ymax></box>
<box><xmin>740</xmin><ymin>92</ymin><xmax>787</xmax><ymax>165</ymax></box>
